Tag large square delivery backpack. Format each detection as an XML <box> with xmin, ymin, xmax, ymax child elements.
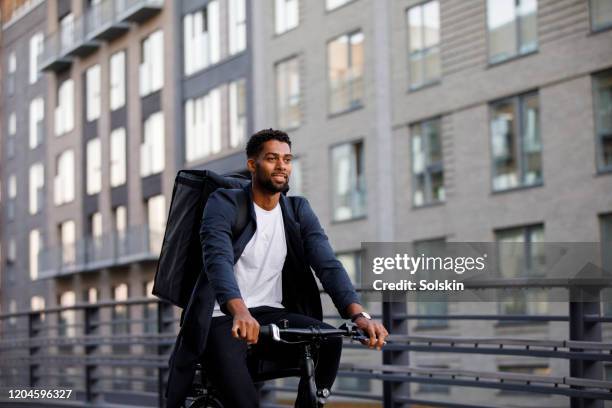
<box><xmin>152</xmin><ymin>169</ymin><xmax>250</xmax><ymax>309</ymax></box>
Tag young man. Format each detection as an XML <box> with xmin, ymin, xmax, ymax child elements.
<box><xmin>166</xmin><ymin>129</ymin><xmax>388</xmax><ymax>407</ymax></box>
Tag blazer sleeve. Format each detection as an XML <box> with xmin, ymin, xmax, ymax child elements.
<box><xmin>296</xmin><ymin>197</ymin><xmax>361</xmax><ymax>319</ymax></box>
<box><xmin>199</xmin><ymin>190</ymin><xmax>243</xmax><ymax>312</ymax></box>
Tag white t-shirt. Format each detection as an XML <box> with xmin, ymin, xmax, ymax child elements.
<box><xmin>212</xmin><ymin>201</ymin><xmax>287</xmax><ymax>317</ymax></box>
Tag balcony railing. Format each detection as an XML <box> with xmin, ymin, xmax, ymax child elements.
<box><xmin>40</xmin><ymin>0</ymin><xmax>163</xmax><ymax>73</ymax></box>
<box><xmin>38</xmin><ymin>224</ymin><xmax>163</xmax><ymax>279</ymax></box>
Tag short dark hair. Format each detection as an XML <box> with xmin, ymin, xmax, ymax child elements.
<box><xmin>246</xmin><ymin>128</ymin><xmax>292</xmax><ymax>158</ymax></box>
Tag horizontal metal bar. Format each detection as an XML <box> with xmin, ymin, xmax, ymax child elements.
<box><xmin>394</xmin><ymin>395</ymin><xmax>501</xmax><ymax>408</ymax></box>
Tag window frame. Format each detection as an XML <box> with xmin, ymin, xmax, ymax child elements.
<box><xmin>329</xmin><ymin>139</ymin><xmax>367</xmax><ymax>222</ymax></box>
<box><xmin>406</xmin><ymin>0</ymin><xmax>441</xmax><ymax>90</ymax></box>
<box><xmin>489</xmin><ymin>91</ymin><xmax>542</xmax><ymax>192</ymax></box>
<box><xmin>326</xmin><ymin>30</ymin><xmax>365</xmax><ymax>116</ymax></box>
<box><xmin>275</xmin><ymin>55</ymin><xmax>302</xmax><ymax>130</ymax></box>
<box><xmin>410</xmin><ymin>116</ymin><xmax>444</xmax><ymax>207</ymax></box>
<box><xmin>589</xmin><ymin>0</ymin><xmax>612</xmax><ymax>33</ymax></box>
<box><xmin>593</xmin><ymin>69</ymin><xmax>612</xmax><ymax>173</ymax></box>
<box><xmin>486</xmin><ymin>0</ymin><xmax>538</xmax><ymax>65</ymax></box>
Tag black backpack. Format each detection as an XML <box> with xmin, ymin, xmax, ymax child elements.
<box><xmin>152</xmin><ymin>169</ymin><xmax>251</xmax><ymax>309</ymax></box>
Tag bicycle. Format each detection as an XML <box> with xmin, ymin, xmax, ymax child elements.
<box><xmin>183</xmin><ymin>321</ymin><xmax>369</xmax><ymax>408</ymax></box>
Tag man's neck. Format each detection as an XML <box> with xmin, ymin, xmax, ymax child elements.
<box><xmin>251</xmin><ymin>183</ymin><xmax>280</xmax><ymax>211</ymax></box>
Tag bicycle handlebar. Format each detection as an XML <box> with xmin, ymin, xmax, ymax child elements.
<box><xmin>259</xmin><ymin>322</ymin><xmax>370</xmax><ymax>344</ymax></box>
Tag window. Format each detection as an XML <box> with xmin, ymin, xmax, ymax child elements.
<box><xmin>30</xmin><ymin>296</ymin><xmax>45</xmax><ymax>320</ymax></box>
<box><xmin>328</xmin><ymin>31</ymin><xmax>364</xmax><ymax>114</ymax></box>
<box><xmin>141</xmin><ymin>112</ymin><xmax>165</xmax><ymax>176</ymax></box>
<box><xmin>326</xmin><ymin>0</ymin><xmax>353</xmax><ymax>11</ymax></box>
<box><xmin>490</xmin><ymin>92</ymin><xmax>541</xmax><ymax>191</ymax></box>
<box><xmin>496</xmin><ymin>224</ymin><xmax>547</xmax><ymax>315</ymax></box>
<box><xmin>29</xmin><ymin>229</ymin><xmax>42</xmax><ymax>280</ymax></box>
<box><xmin>183</xmin><ymin>1</ymin><xmax>220</xmax><ymax>75</ymax></box>
<box><xmin>7</xmin><ymin>51</ymin><xmax>16</xmax><ymax>96</ymax></box>
<box><xmin>114</xmin><ymin>206</ymin><xmax>128</xmax><ymax>256</ymax></box>
<box><xmin>229</xmin><ymin>79</ymin><xmax>247</xmax><ymax>148</ymax></box>
<box><xmin>411</xmin><ymin>118</ymin><xmax>444</xmax><ymax>206</ymax></box>
<box><xmin>7</xmin><ymin>174</ymin><xmax>16</xmax><ymax>220</ymax></box>
<box><xmin>29</xmin><ymin>32</ymin><xmax>44</xmax><ymax>84</ymax></box>
<box><xmin>7</xmin><ymin>238</ymin><xmax>17</xmax><ymax>264</ymax></box>
<box><xmin>487</xmin><ymin>0</ymin><xmax>537</xmax><ymax>63</ymax></box>
<box><xmin>110</xmin><ymin>51</ymin><xmax>126</xmax><ymax>110</ymax></box>
<box><xmin>60</xmin><ymin>13</ymin><xmax>75</xmax><ymax>52</ymax></box>
<box><xmin>86</xmin><ymin>138</ymin><xmax>102</xmax><ymax>195</ymax></box>
<box><xmin>275</xmin><ymin>0</ymin><xmax>299</xmax><ymax>34</ymax></box>
<box><xmin>7</xmin><ymin>112</ymin><xmax>16</xmax><ymax>158</ymax></box>
<box><xmin>288</xmin><ymin>157</ymin><xmax>303</xmax><ymax>196</ymax></box>
<box><xmin>146</xmin><ymin>195</ymin><xmax>166</xmax><ymax>254</ymax></box>
<box><xmin>29</xmin><ymin>163</ymin><xmax>45</xmax><ymax>215</ymax></box>
<box><xmin>276</xmin><ymin>57</ymin><xmax>301</xmax><ymax>129</ymax></box>
<box><xmin>228</xmin><ymin>0</ymin><xmax>246</xmax><ymax>55</ymax></box>
<box><xmin>54</xmin><ymin>149</ymin><xmax>75</xmax><ymax>205</ymax></box>
<box><xmin>85</xmin><ymin>64</ymin><xmax>101</xmax><ymax>121</ymax></box>
<box><xmin>140</xmin><ymin>30</ymin><xmax>164</xmax><ymax>96</ymax></box>
<box><xmin>601</xmin><ymin>214</ymin><xmax>612</xmax><ymax>315</ymax></box>
<box><xmin>407</xmin><ymin>1</ymin><xmax>440</xmax><ymax>89</ymax></box>
<box><xmin>590</xmin><ymin>0</ymin><xmax>612</xmax><ymax>31</ymax></box>
<box><xmin>337</xmin><ymin>251</ymin><xmax>361</xmax><ymax>286</ymax></box>
<box><xmin>594</xmin><ymin>70</ymin><xmax>612</xmax><ymax>172</ymax></box>
<box><xmin>59</xmin><ymin>220</ymin><xmax>76</xmax><ymax>266</ymax></box>
<box><xmin>185</xmin><ymin>88</ymin><xmax>221</xmax><ymax>162</ymax></box>
<box><xmin>55</xmin><ymin>79</ymin><xmax>74</xmax><ymax>136</ymax></box>
<box><xmin>9</xmin><ymin>300</ymin><xmax>17</xmax><ymax>325</ymax></box>
<box><xmin>91</xmin><ymin>212</ymin><xmax>103</xmax><ymax>238</ymax></box>
<box><xmin>85</xmin><ymin>287</ymin><xmax>99</xmax><ymax>303</ymax></box>
<box><xmin>331</xmin><ymin>141</ymin><xmax>366</xmax><ymax>221</ymax></box>
<box><xmin>110</xmin><ymin>128</ymin><xmax>127</xmax><ymax>187</ymax></box>
<box><xmin>414</xmin><ymin>239</ymin><xmax>448</xmax><ymax>327</ymax></box>
<box><xmin>112</xmin><ymin>283</ymin><xmax>130</xmax><ymax>335</ymax></box>
<box><xmin>29</xmin><ymin>98</ymin><xmax>45</xmax><ymax>149</ymax></box>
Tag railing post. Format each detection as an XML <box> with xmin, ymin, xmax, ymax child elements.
<box><xmin>84</xmin><ymin>304</ymin><xmax>99</xmax><ymax>403</ymax></box>
<box><xmin>569</xmin><ymin>288</ymin><xmax>603</xmax><ymax>408</ymax></box>
<box><xmin>382</xmin><ymin>295</ymin><xmax>409</xmax><ymax>408</ymax></box>
<box><xmin>157</xmin><ymin>301</ymin><xmax>172</xmax><ymax>408</ymax></box>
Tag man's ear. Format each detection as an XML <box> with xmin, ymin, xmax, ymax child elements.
<box><xmin>246</xmin><ymin>158</ymin><xmax>256</xmax><ymax>174</ymax></box>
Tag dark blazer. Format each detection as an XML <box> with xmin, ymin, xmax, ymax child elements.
<box><xmin>165</xmin><ymin>183</ymin><xmax>360</xmax><ymax>407</ymax></box>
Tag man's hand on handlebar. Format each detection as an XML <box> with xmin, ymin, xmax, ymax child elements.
<box><xmin>226</xmin><ymin>298</ymin><xmax>260</xmax><ymax>344</ymax></box>
<box><xmin>353</xmin><ymin>318</ymin><xmax>388</xmax><ymax>350</ymax></box>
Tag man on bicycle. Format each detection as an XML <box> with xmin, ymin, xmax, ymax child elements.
<box><xmin>166</xmin><ymin>129</ymin><xmax>388</xmax><ymax>407</ymax></box>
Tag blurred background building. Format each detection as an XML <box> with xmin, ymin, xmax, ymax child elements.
<box><xmin>0</xmin><ymin>0</ymin><xmax>611</xmax><ymax>407</ymax></box>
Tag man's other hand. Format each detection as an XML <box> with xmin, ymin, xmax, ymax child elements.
<box><xmin>226</xmin><ymin>298</ymin><xmax>260</xmax><ymax>344</ymax></box>
<box><xmin>354</xmin><ymin>318</ymin><xmax>388</xmax><ymax>350</ymax></box>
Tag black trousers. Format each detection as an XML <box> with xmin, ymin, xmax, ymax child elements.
<box><xmin>203</xmin><ymin>306</ymin><xmax>343</xmax><ymax>407</ymax></box>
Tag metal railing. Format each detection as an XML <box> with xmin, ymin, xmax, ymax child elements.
<box><xmin>1</xmin><ymin>290</ymin><xmax>611</xmax><ymax>407</ymax></box>
<box><xmin>37</xmin><ymin>225</ymin><xmax>163</xmax><ymax>279</ymax></box>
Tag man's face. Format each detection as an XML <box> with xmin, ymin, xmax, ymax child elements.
<box><xmin>248</xmin><ymin>140</ymin><xmax>292</xmax><ymax>193</ymax></box>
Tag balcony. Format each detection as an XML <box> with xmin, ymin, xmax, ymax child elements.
<box><xmin>86</xmin><ymin>0</ymin><xmax>130</xmax><ymax>41</ymax></box>
<box><xmin>115</xmin><ymin>0</ymin><xmax>163</xmax><ymax>24</ymax></box>
<box><xmin>38</xmin><ymin>224</ymin><xmax>163</xmax><ymax>279</ymax></box>
<box><xmin>40</xmin><ymin>16</ymin><xmax>100</xmax><ymax>73</ymax></box>
<box><xmin>40</xmin><ymin>0</ymin><xmax>164</xmax><ymax>73</ymax></box>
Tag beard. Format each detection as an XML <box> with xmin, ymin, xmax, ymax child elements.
<box><xmin>255</xmin><ymin>164</ymin><xmax>290</xmax><ymax>194</ymax></box>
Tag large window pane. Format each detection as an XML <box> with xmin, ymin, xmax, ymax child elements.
<box><xmin>411</xmin><ymin>118</ymin><xmax>444</xmax><ymax>206</ymax></box>
<box><xmin>276</xmin><ymin>57</ymin><xmax>301</xmax><ymax>129</ymax></box>
<box><xmin>491</xmin><ymin>93</ymin><xmax>541</xmax><ymax>190</ymax></box>
<box><xmin>331</xmin><ymin>141</ymin><xmax>366</xmax><ymax>221</ymax></box>
<box><xmin>141</xmin><ymin>112</ymin><xmax>165</xmax><ymax>176</ymax></box>
<box><xmin>228</xmin><ymin>0</ymin><xmax>246</xmax><ymax>55</ymax></box>
<box><xmin>110</xmin><ymin>128</ymin><xmax>127</xmax><ymax>187</ymax></box>
<box><xmin>496</xmin><ymin>225</ymin><xmax>547</xmax><ymax>315</ymax></box>
<box><xmin>275</xmin><ymin>0</ymin><xmax>299</xmax><ymax>34</ymax></box>
<box><xmin>594</xmin><ymin>70</ymin><xmax>612</xmax><ymax>171</ymax></box>
<box><xmin>487</xmin><ymin>0</ymin><xmax>538</xmax><ymax>63</ymax></box>
<box><xmin>140</xmin><ymin>30</ymin><xmax>164</xmax><ymax>96</ymax></box>
<box><xmin>86</xmin><ymin>138</ymin><xmax>102</xmax><ymax>195</ymax></box>
<box><xmin>229</xmin><ymin>79</ymin><xmax>247</xmax><ymax>148</ymax></box>
<box><xmin>86</xmin><ymin>64</ymin><xmax>101</xmax><ymax>121</ymax></box>
<box><xmin>328</xmin><ymin>31</ymin><xmax>364</xmax><ymax>114</ymax></box>
<box><xmin>407</xmin><ymin>1</ymin><xmax>440</xmax><ymax>88</ymax></box>
<box><xmin>591</xmin><ymin>0</ymin><xmax>612</xmax><ymax>31</ymax></box>
<box><xmin>110</xmin><ymin>50</ymin><xmax>126</xmax><ymax>110</ymax></box>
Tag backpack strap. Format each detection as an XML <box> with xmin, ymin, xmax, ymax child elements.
<box><xmin>232</xmin><ymin>188</ymin><xmax>250</xmax><ymax>237</ymax></box>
